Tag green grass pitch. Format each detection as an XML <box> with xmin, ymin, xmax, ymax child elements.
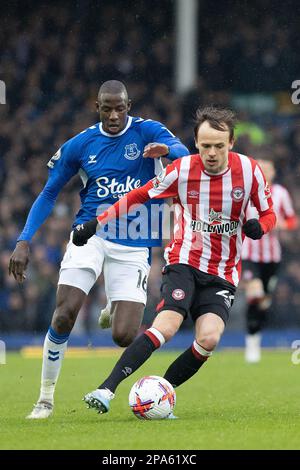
<box><xmin>1</xmin><ymin>350</ymin><xmax>300</xmax><ymax>450</ymax></box>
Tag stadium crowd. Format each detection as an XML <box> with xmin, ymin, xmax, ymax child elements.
<box><xmin>1</xmin><ymin>0</ymin><xmax>300</xmax><ymax>332</ymax></box>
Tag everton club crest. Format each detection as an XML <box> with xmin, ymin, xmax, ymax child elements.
<box><xmin>124</xmin><ymin>143</ymin><xmax>141</xmax><ymax>160</ymax></box>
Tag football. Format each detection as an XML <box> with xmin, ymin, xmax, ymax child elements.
<box><xmin>128</xmin><ymin>375</ymin><xmax>176</xmax><ymax>420</ymax></box>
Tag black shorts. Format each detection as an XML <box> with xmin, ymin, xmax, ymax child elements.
<box><xmin>156</xmin><ymin>263</ymin><xmax>236</xmax><ymax>325</ymax></box>
<box><xmin>242</xmin><ymin>261</ymin><xmax>280</xmax><ymax>294</ymax></box>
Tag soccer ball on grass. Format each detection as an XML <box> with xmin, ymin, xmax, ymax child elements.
<box><xmin>128</xmin><ymin>375</ymin><xmax>176</xmax><ymax>420</ymax></box>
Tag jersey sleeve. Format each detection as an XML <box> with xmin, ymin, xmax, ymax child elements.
<box><xmin>97</xmin><ymin>162</ymin><xmax>179</xmax><ymax>225</ymax></box>
<box><xmin>47</xmin><ymin>136</ymin><xmax>81</xmax><ymax>177</ymax></box>
<box><xmin>250</xmin><ymin>161</ymin><xmax>276</xmax><ymax>233</ymax></box>
<box><xmin>17</xmin><ymin>137</ymin><xmax>81</xmax><ymax>241</ymax></box>
<box><xmin>140</xmin><ymin>119</ymin><xmax>189</xmax><ymax>160</ymax></box>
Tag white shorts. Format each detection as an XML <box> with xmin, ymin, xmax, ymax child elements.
<box><xmin>58</xmin><ymin>235</ymin><xmax>150</xmax><ymax>304</ymax></box>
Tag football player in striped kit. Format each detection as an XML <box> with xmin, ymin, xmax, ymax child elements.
<box><xmin>242</xmin><ymin>159</ymin><xmax>298</xmax><ymax>363</ymax></box>
<box><xmin>72</xmin><ymin>106</ymin><xmax>277</xmax><ymax>416</ymax></box>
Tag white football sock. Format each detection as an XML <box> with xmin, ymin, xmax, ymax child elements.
<box><xmin>38</xmin><ymin>327</ymin><xmax>69</xmax><ymax>404</ymax></box>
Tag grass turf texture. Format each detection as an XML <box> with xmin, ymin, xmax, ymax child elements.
<box><xmin>1</xmin><ymin>351</ymin><xmax>300</xmax><ymax>450</ymax></box>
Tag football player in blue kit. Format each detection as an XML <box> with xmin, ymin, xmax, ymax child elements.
<box><xmin>9</xmin><ymin>80</ymin><xmax>189</xmax><ymax>419</ymax></box>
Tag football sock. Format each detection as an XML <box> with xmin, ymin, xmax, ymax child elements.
<box><xmin>38</xmin><ymin>327</ymin><xmax>69</xmax><ymax>404</ymax></box>
<box><xmin>99</xmin><ymin>327</ymin><xmax>165</xmax><ymax>393</ymax></box>
<box><xmin>246</xmin><ymin>303</ymin><xmax>266</xmax><ymax>335</ymax></box>
<box><xmin>164</xmin><ymin>340</ymin><xmax>212</xmax><ymax>388</ymax></box>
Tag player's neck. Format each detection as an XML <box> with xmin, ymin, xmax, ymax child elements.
<box><xmin>205</xmin><ymin>165</ymin><xmax>229</xmax><ymax>176</ymax></box>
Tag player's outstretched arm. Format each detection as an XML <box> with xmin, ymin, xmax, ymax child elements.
<box><xmin>143</xmin><ymin>143</ymin><xmax>170</xmax><ymax>158</ymax></box>
<box><xmin>8</xmin><ymin>160</ymin><xmax>76</xmax><ymax>282</ymax></box>
<box><xmin>8</xmin><ymin>183</ymin><xmax>60</xmax><ymax>282</ymax></box>
<box><xmin>245</xmin><ymin>161</ymin><xmax>277</xmax><ymax>239</ymax></box>
<box><xmin>73</xmin><ymin>162</ymin><xmax>180</xmax><ymax>247</ymax></box>
<box><xmin>143</xmin><ymin>142</ymin><xmax>189</xmax><ymax>160</ymax></box>
<box><xmin>141</xmin><ymin>120</ymin><xmax>189</xmax><ymax>161</ymax></box>
<box><xmin>72</xmin><ymin>182</ymin><xmax>153</xmax><ymax>247</ymax></box>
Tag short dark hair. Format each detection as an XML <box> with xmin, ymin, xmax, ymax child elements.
<box><xmin>98</xmin><ymin>80</ymin><xmax>128</xmax><ymax>101</ymax></box>
<box><xmin>194</xmin><ymin>106</ymin><xmax>236</xmax><ymax>141</ymax></box>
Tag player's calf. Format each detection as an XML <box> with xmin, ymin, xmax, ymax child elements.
<box><xmin>110</xmin><ymin>300</ymin><xmax>145</xmax><ymax>347</ymax></box>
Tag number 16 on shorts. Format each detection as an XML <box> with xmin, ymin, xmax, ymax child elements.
<box><xmin>137</xmin><ymin>269</ymin><xmax>148</xmax><ymax>292</ymax></box>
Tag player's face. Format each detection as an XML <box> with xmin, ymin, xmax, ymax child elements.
<box><xmin>195</xmin><ymin>121</ymin><xmax>234</xmax><ymax>174</ymax></box>
<box><xmin>97</xmin><ymin>93</ymin><xmax>131</xmax><ymax>134</ymax></box>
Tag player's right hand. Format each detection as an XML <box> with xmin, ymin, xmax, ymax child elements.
<box><xmin>72</xmin><ymin>218</ymin><xmax>98</xmax><ymax>246</ymax></box>
<box><xmin>8</xmin><ymin>241</ymin><xmax>30</xmax><ymax>283</ymax></box>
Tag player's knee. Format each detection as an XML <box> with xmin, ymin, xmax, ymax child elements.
<box><xmin>197</xmin><ymin>331</ymin><xmax>221</xmax><ymax>351</ymax></box>
<box><xmin>112</xmin><ymin>335</ymin><xmax>134</xmax><ymax>348</ymax></box>
<box><xmin>52</xmin><ymin>304</ymin><xmax>77</xmax><ymax>334</ymax></box>
<box><xmin>52</xmin><ymin>314</ymin><xmax>74</xmax><ymax>334</ymax></box>
<box><xmin>112</xmin><ymin>329</ymin><xmax>138</xmax><ymax>348</ymax></box>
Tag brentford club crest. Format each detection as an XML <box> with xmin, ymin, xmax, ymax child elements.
<box><xmin>264</xmin><ymin>182</ymin><xmax>271</xmax><ymax>198</ymax></box>
<box><xmin>152</xmin><ymin>168</ymin><xmax>166</xmax><ymax>188</ymax></box>
<box><xmin>172</xmin><ymin>289</ymin><xmax>185</xmax><ymax>300</ymax></box>
<box><xmin>231</xmin><ymin>187</ymin><xmax>245</xmax><ymax>202</ymax></box>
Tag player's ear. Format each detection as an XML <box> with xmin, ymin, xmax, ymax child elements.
<box><xmin>127</xmin><ymin>99</ymin><xmax>132</xmax><ymax>111</ymax></box>
<box><xmin>95</xmin><ymin>101</ymin><xmax>99</xmax><ymax>112</ymax></box>
<box><xmin>194</xmin><ymin>139</ymin><xmax>199</xmax><ymax>149</ymax></box>
<box><xmin>228</xmin><ymin>138</ymin><xmax>234</xmax><ymax>150</ymax></box>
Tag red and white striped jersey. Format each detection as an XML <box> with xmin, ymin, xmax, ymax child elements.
<box><xmin>97</xmin><ymin>152</ymin><xmax>276</xmax><ymax>287</ymax></box>
<box><xmin>242</xmin><ymin>183</ymin><xmax>297</xmax><ymax>263</ymax></box>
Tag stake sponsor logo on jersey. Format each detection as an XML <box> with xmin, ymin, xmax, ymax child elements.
<box><xmin>96</xmin><ymin>175</ymin><xmax>141</xmax><ymax>199</ymax></box>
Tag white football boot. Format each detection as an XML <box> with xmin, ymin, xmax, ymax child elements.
<box><xmin>26</xmin><ymin>401</ymin><xmax>53</xmax><ymax>419</ymax></box>
<box><xmin>83</xmin><ymin>389</ymin><xmax>115</xmax><ymax>414</ymax></box>
<box><xmin>167</xmin><ymin>413</ymin><xmax>178</xmax><ymax>419</ymax></box>
<box><xmin>245</xmin><ymin>333</ymin><xmax>262</xmax><ymax>363</ymax></box>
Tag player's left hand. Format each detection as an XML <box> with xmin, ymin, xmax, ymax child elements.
<box><xmin>242</xmin><ymin>219</ymin><xmax>264</xmax><ymax>240</ymax></box>
<box><xmin>72</xmin><ymin>218</ymin><xmax>98</xmax><ymax>246</ymax></box>
<box><xmin>143</xmin><ymin>143</ymin><xmax>169</xmax><ymax>158</ymax></box>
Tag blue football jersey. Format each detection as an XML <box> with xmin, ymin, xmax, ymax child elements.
<box><xmin>18</xmin><ymin>116</ymin><xmax>189</xmax><ymax>247</ymax></box>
